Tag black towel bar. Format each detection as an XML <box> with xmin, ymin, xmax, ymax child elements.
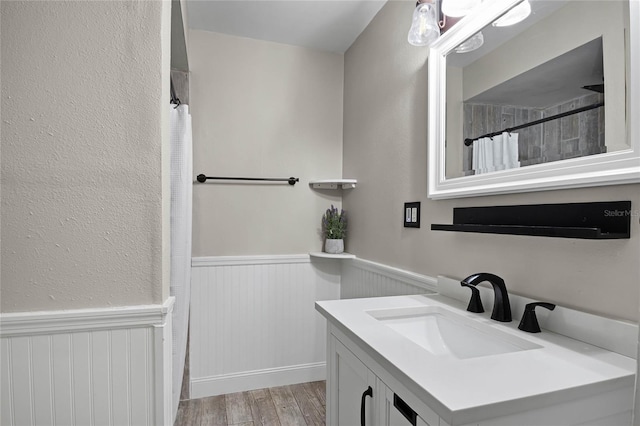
<box><xmin>196</xmin><ymin>174</ymin><xmax>299</xmax><ymax>186</ymax></box>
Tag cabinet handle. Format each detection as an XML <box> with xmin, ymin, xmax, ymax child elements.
<box><xmin>360</xmin><ymin>386</ymin><xmax>373</xmax><ymax>426</ymax></box>
<box><xmin>393</xmin><ymin>393</ymin><xmax>417</xmax><ymax>426</ymax></box>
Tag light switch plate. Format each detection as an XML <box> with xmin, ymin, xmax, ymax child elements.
<box><xmin>404</xmin><ymin>202</ymin><xmax>420</xmax><ymax>228</ymax></box>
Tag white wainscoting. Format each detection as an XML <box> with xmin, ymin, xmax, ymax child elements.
<box><xmin>340</xmin><ymin>257</ymin><xmax>437</xmax><ymax>299</ymax></box>
<box><xmin>0</xmin><ymin>298</ymin><xmax>174</xmax><ymax>426</ymax></box>
<box><xmin>189</xmin><ymin>255</ymin><xmax>341</xmax><ymax>398</ymax></box>
<box><xmin>189</xmin><ymin>255</ymin><xmax>438</xmax><ymax>399</ymax></box>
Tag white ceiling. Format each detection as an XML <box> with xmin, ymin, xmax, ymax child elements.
<box><xmin>186</xmin><ymin>0</ymin><xmax>388</xmax><ymax>53</ymax></box>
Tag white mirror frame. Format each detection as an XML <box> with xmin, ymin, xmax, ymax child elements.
<box><xmin>427</xmin><ymin>0</ymin><xmax>640</xmax><ymax>199</ymax></box>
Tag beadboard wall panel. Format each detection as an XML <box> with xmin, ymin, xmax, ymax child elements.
<box><xmin>188</xmin><ymin>255</ymin><xmax>438</xmax><ymax>398</ymax></box>
<box><xmin>340</xmin><ymin>258</ymin><xmax>437</xmax><ymax>299</ymax></box>
<box><xmin>189</xmin><ymin>256</ymin><xmax>340</xmax><ymax>398</ymax></box>
<box><xmin>0</xmin><ymin>299</ymin><xmax>174</xmax><ymax>426</ymax></box>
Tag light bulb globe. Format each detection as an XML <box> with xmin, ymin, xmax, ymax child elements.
<box><xmin>407</xmin><ymin>3</ymin><xmax>440</xmax><ymax>47</ymax></box>
<box><xmin>493</xmin><ymin>0</ymin><xmax>531</xmax><ymax>27</ymax></box>
<box><xmin>441</xmin><ymin>0</ymin><xmax>481</xmax><ymax>18</ymax></box>
<box><xmin>454</xmin><ymin>31</ymin><xmax>484</xmax><ymax>53</ymax></box>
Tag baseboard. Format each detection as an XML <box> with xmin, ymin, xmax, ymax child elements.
<box><xmin>190</xmin><ymin>362</ymin><xmax>326</xmax><ymax>399</ymax></box>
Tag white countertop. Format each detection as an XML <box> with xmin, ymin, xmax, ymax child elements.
<box><xmin>316</xmin><ymin>293</ymin><xmax>636</xmax><ymax>424</ymax></box>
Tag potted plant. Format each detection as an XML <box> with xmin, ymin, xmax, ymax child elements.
<box><xmin>322</xmin><ymin>205</ymin><xmax>347</xmax><ymax>254</ymax></box>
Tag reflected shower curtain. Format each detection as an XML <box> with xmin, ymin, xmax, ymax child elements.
<box><xmin>169</xmin><ymin>104</ymin><xmax>193</xmax><ymax>419</ymax></box>
<box><xmin>472</xmin><ymin>132</ymin><xmax>520</xmax><ymax>175</ymax></box>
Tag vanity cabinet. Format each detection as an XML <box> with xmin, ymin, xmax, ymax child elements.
<box><xmin>324</xmin><ymin>319</ymin><xmax>632</xmax><ymax>426</ymax></box>
<box><xmin>330</xmin><ymin>338</ymin><xmax>377</xmax><ymax>425</ymax></box>
<box><xmin>328</xmin><ymin>328</ymin><xmax>439</xmax><ymax>426</ymax></box>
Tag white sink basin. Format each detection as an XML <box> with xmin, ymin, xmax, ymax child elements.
<box><xmin>367</xmin><ymin>306</ymin><xmax>541</xmax><ymax>359</ymax></box>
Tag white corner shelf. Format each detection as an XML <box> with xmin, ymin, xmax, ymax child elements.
<box><xmin>309</xmin><ymin>252</ymin><xmax>356</xmax><ymax>259</ymax></box>
<box><xmin>309</xmin><ymin>179</ymin><xmax>357</xmax><ymax>190</ymax></box>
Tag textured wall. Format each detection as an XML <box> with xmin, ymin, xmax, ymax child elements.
<box><xmin>343</xmin><ymin>1</ymin><xmax>640</xmax><ymax>321</ymax></box>
<box><xmin>189</xmin><ymin>30</ymin><xmax>344</xmax><ymax>256</ymax></box>
<box><xmin>1</xmin><ymin>1</ymin><xmax>171</xmax><ymax>312</ymax></box>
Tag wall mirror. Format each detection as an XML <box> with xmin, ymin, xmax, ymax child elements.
<box><xmin>427</xmin><ymin>0</ymin><xmax>640</xmax><ymax>199</ymax></box>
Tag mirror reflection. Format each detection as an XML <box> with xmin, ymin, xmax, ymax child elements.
<box><xmin>444</xmin><ymin>0</ymin><xmax>630</xmax><ymax>179</ymax></box>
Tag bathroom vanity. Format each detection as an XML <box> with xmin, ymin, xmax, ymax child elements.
<box><xmin>315</xmin><ymin>277</ymin><xmax>636</xmax><ymax>426</ymax></box>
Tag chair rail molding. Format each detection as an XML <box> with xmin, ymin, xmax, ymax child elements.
<box><xmin>340</xmin><ymin>258</ymin><xmax>437</xmax><ymax>299</ymax></box>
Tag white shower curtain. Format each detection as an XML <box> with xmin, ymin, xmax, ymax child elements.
<box><xmin>472</xmin><ymin>132</ymin><xmax>520</xmax><ymax>175</ymax></box>
<box><xmin>169</xmin><ymin>104</ymin><xmax>193</xmax><ymax>419</ymax></box>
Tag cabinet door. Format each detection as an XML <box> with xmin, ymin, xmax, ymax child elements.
<box><xmin>379</xmin><ymin>383</ymin><xmax>432</xmax><ymax>426</ymax></box>
<box><xmin>329</xmin><ymin>337</ymin><xmax>377</xmax><ymax>426</ymax></box>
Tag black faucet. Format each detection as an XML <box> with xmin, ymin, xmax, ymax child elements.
<box><xmin>461</xmin><ymin>273</ymin><xmax>512</xmax><ymax>322</ymax></box>
<box><xmin>518</xmin><ymin>302</ymin><xmax>556</xmax><ymax>333</ymax></box>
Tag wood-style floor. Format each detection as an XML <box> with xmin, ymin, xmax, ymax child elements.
<box><xmin>175</xmin><ymin>381</ymin><xmax>326</xmax><ymax>426</ymax></box>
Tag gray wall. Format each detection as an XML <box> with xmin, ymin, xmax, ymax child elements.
<box><xmin>1</xmin><ymin>1</ymin><xmax>172</xmax><ymax>313</ymax></box>
<box><xmin>343</xmin><ymin>1</ymin><xmax>640</xmax><ymax>321</ymax></box>
<box><xmin>188</xmin><ymin>30</ymin><xmax>344</xmax><ymax>257</ymax></box>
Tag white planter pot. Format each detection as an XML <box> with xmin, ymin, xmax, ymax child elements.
<box><xmin>325</xmin><ymin>239</ymin><xmax>344</xmax><ymax>254</ymax></box>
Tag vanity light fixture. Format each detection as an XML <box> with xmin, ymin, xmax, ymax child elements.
<box><xmin>454</xmin><ymin>31</ymin><xmax>484</xmax><ymax>53</ymax></box>
<box><xmin>492</xmin><ymin>0</ymin><xmax>531</xmax><ymax>27</ymax></box>
<box><xmin>407</xmin><ymin>0</ymin><xmax>441</xmax><ymax>46</ymax></box>
<box><xmin>408</xmin><ymin>0</ymin><xmax>486</xmax><ymax>49</ymax></box>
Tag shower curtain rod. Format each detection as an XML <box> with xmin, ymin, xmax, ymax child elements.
<box><xmin>170</xmin><ymin>77</ymin><xmax>181</xmax><ymax>108</ymax></box>
<box><xmin>464</xmin><ymin>101</ymin><xmax>604</xmax><ymax>146</ymax></box>
<box><xmin>196</xmin><ymin>174</ymin><xmax>300</xmax><ymax>186</ymax></box>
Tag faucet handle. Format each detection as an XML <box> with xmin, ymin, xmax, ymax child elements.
<box><xmin>461</xmin><ymin>282</ymin><xmax>484</xmax><ymax>313</ymax></box>
<box><xmin>518</xmin><ymin>302</ymin><xmax>556</xmax><ymax>333</ymax></box>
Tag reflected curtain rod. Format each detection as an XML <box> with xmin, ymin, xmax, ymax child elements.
<box><xmin>196</xmin><ymin>174</ymin><xmax>299</xmax><ymax>186</ymax></box>
<box><xmin>464</xmin><ymin>101</ymin><xmax>604</xmax><ymax>146</ymax></box>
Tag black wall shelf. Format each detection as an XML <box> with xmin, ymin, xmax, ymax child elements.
<box><xmin>431</xmin><ymin>201</ymin><xmax>631</xmax><ymax>239</ymax></box>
